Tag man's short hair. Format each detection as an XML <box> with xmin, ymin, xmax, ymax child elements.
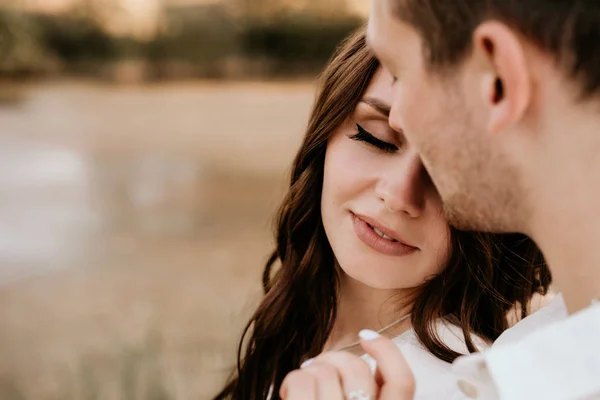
<box><xmin>393</xmin><ymin>0</ymin><xmax>600</xmax><ymax>97</ymax></box>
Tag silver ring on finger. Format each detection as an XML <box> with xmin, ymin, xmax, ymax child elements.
<box><xmin>346</xmin><ymin>390</ymin><xmax>372</xmax><ymax>400</ymax></box>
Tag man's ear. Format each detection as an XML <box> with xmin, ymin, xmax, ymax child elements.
<box><xmin>474</xmin><ymin>21</ymin><xmax>531</xmax><ymax>135</ymax></box>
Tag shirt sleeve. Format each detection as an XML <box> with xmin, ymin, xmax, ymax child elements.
<box><xmin>452</xmin><ymin>301</ymin><xmax>600</xmax><ymax>400</ymax></box>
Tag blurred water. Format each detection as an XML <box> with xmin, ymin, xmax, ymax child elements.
<box><xmin>0</xmin><ymin>137</ymin><xmax>92</xmax><ymax>282</ymax></box>
<box><xmin>0</xmin><ymin>81</ymin><xmax>313</xmax><ymax>283</ymax></box>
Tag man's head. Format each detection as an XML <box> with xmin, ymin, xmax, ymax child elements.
<box><xmin>367</xmin><ymin>0</ymin><xmax>600</xmax><ymax>232</ymax></box>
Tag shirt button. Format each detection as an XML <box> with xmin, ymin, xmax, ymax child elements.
<box><xmin>457</xmin><ymin>380</ymin><xmax>479</xmax><ymax>398</ymax></box>
<box><xmin>477</xmin><ymin>360</ymin><xmax>488</xmax><ymax>373</ymax></box>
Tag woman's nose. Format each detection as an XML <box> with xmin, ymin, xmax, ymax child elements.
<box><xmin>375</xmin><ymin>154</ymin><xmax>427</xmax><ymax>218</ymax></box>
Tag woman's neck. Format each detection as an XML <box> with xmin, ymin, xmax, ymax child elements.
<box><xmin>323</xmin><ymin>272</ymin><xmax>414</xmax><ymax>354</ymax></box>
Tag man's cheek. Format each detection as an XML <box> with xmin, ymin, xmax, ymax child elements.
<box><xmin>389</xmin><ymin>110</ymin><xmax>404</xmax><ymax>134</ymax></box>
<box><xmin>389</xmin><ymin>90</ymin><xmax>407</xmax><ymax>132</ymax></box>
<box><xmin>395</xmin><ymin>89</ymin><xmax>419</xmax><ymax>131</ymax></box>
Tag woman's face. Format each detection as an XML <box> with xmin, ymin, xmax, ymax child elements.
<box><xmin>321</xmin><ymin>67</ymin><xmax>451</xmax><ymax>290</ymax></box>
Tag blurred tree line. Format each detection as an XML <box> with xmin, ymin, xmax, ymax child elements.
<box><xmin>0</xmin><ymin>0</ymin><xmax>363</xmax><ymax>81</ymax></box>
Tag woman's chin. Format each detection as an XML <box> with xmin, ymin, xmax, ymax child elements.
<box><xmin>340</xmin><ymin>267</ymin><xmax>415</xmax><ymax>291</ymax></box>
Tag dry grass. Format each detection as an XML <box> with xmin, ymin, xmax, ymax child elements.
<box><xmin>0</xmin><ymin>231</ymin><xmax>274</xmax><ymax>399</ymax></box>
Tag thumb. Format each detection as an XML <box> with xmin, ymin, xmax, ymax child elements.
<box><xmin>359</xmin><ymin>329</ymin><xmax>415</xmax><ymax>399</ymax></box>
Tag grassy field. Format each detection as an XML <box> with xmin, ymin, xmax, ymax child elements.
<box><xmin>0</xmin><ymin>80</ymin><xmax>315</xmax><ymax>399</ymax></box>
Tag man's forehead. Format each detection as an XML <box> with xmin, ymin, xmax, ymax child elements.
<box><xmin>368</xmin><ymin>5</ymin><xmax>423</xmax><ymax>61</ymax></box>
<box><xmin>370</xmin><ymin>0</ymin><xmax>392</xmax><ymax>15</ymax></box>
<box><xmin>366</xmin><ymin>1</ymin><xmax>387</xmax><ymax>54</ymax></box>
<box><xmin>368</xmin><ymin>0</ymin><xmax>386</xmax><ymax>32</ymax></box>
<box><xmin>367</xmin><ymin>0</ymin><xmax>402</xmax><ymax>49</ymax></box>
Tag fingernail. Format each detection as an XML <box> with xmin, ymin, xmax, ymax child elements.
<box><xmin>359</xmin><ymin>329</ymin><xmax>381</xmax><ymax>341</ymax></box>
<box><xmin>301</xmin><ymin>358</ymin><xmax>313</xmax><ymax>368</ymax></box>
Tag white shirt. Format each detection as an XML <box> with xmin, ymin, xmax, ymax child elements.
<box><xmin>362</xmin><ymin>319</ymin><xmax>490</xmax><ymax>400</ymax></box>
<box><xmin>453</xmin><ymin>294</ymin><xmax>600</xmax><ymax>400</ymax></box>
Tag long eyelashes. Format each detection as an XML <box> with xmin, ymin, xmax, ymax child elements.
<box><xmin>350</xmin><ymin>123</ymin><xmax>398</xmax><ymax>153</ymax></box>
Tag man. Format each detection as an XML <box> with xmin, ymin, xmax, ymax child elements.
<box><xmin>281</xmin><ymin>1</ymin><xmax>600</xmax><ymax>399</ymax></box>
<box><xmin>368</xmin><ymin>0</ymin><xmax>598</xmax><ymax>398</ymax></box>
<box><xmin>366</xmin><ymin>0</ymin><xmax>600</xmax><ymax>313</ymax></box>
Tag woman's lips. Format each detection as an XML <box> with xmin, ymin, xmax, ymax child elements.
<box><xmin>351</xmin><ymin>213</ymin><xmax>419</xmax><ymax>257</ymax></box>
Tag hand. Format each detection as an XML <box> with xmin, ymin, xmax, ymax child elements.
<box><xmin>280</xmin><ymin>330</ymin><xmax>415</xmax><ymax>400</ymax></box>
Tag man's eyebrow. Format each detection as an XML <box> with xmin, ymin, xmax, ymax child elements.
<box><xmin>360</xmin><ymin>97</ymin><xmax>391</xmax><ymax>117</ymax></box>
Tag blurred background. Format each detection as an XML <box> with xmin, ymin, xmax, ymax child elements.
<box><xmin>0</xmin><ymin>0</ymin><xmax>366</xmax><ymax>398</ymax></box>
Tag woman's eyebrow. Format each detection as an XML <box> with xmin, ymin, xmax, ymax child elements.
<box><xmin>360</xmin><ymin>97</ymin><xmax>391</xmax><ymax>117</ymax></box>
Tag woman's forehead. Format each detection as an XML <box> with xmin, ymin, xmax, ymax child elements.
<box><xmin>363</xmin><ymin>67</ymin><xmax>394</xmax><ymax>105</ymax></box>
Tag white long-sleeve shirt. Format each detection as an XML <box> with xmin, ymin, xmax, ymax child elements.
<box><xmin>453</xmin><ymin>294</ymin><xmax>600</xmax><ymax>400</ymax></box>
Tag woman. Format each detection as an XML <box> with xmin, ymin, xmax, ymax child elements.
<box><xmin>214</xmin><ymin>27</ymin><xmax>551</xmax><ymax>400</ymax></box>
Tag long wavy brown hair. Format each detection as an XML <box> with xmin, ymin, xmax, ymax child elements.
<box><xmin>214</xmin><ymin>27</ymin><xmax>551</xmax><ymax>400</ymax></box>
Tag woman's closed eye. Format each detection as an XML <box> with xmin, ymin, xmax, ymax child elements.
<box><xmin>350</xmin><ymin>123</ymin><xmax>398</xmax><ymax>153</ymax></box>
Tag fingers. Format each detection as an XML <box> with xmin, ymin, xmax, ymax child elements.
<box><xmin>359</xmin><ymin>329</ymin><xmax>416</xmax><ymax>399</ymax></box>
<box><xmin>281</xmin><ymin>352</ymin><xmax>376</xmax><ymax>400</ymax></box>
<box><xmin>282</xmin><ymin>330</ymin><xmax>416</xmax><ymax>400</ymax></box>
<box><xmin>280</xmin><ymin>369</ymin><xmax>317</xmax><ymax>400</ymax></box>
<box><xmin>301</xmin><ymin>361</ymin><xmax>345</xmax><ymax>399</ymax></box>
<box><xmin>309</xmin><ymin>351</ymin><xmax>378</xmax><ymax>398</ymax></box>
